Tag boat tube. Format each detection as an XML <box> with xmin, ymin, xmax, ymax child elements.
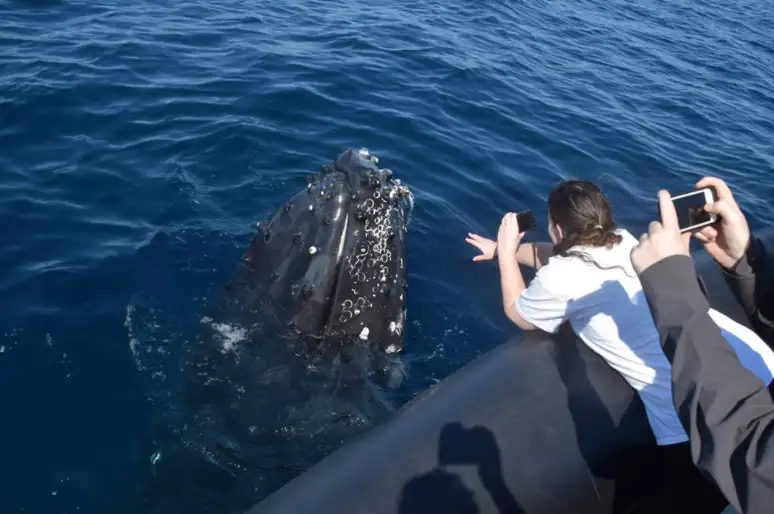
<box><xmin>244</xmin><ymin>234</ymin><xmax>768</xmax><ymax>514</ymax></box>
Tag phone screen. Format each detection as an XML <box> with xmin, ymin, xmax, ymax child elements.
<box><xmin>672</xmin><ymin>191</ymin><xmax>712</xmax><ymax>230</ymax></box>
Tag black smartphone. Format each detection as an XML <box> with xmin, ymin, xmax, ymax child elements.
<box><xmin>516</xmin><ymin>210</ymin><xmax>536</xmax><ymax>232</ymax></box>
<box><xmin>660</xmin><ymin>187</ymin><xmax>718</xmax><ymax>233</ymax></box>
<box><xmin>493</xmin><ymin>210</ymin><xmax>536</xmax><ymax>260</ymax></box>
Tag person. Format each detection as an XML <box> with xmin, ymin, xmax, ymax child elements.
<box><xmin>692</xmin><ymin>177</ymin><xmax>774</xmax><ymax>346</ymax></box>
<box><xmin>466</xmin><ymin>180</ymin><xmax>729</xmax><ymax>512</ymax></box>
<box><xmin>630</xmin><ymin>178</ymin><xmax>774</xmax><ymax>514</ymax></box>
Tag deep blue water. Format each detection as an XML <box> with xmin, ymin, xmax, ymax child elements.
<box><xmin>2</xmin><ymin>0</ymin><xmax>773</xmax><ymax>512</ymax></box>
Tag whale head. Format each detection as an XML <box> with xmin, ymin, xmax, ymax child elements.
<box><xmin>227</xmin><ymin>148</ymin><xmax>414</xmax><ymax>355</ymax></box>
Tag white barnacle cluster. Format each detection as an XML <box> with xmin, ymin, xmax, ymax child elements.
<box><xmin>344</xmin><ymin>192</ymin><xmax>395</xmax><ymax>288</ymax></box>
<box><xmin>337</xmin><ymin>170</ymin><xmax>402</xmax><ymax>333</ymax></box>
<box><xmin>389</xmin><ymin>309</ymin><xmax>405</xmax><ymax>337</ymax></box>
<box><xmin>335</xmin><ymin>150</ymin><xmax>412</xmax><ymax>348</ymax></box>
<box><xmin>338</xmin><ymin>296</ymin><xmax>374</xmax><ymax>323</ymax></box>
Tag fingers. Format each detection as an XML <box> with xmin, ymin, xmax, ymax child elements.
<box><xmin>498</xmin><ymin>215</ymin><xmax>508</xmax><ymax>235</ymax></box>
<box><xmin>466</xmin><ymin>243</ymin><xmax>483</xmax><ymax>254</ymax></box>
<box><xmin>648</xmin><ymin>220</ymin><xmax>663</xmax><ymax>235</ymax></box>
<box><xmin>657</xmin><ymin>190</ymin><xmax>678</xmax><ymax>230</ymax></box>
<box><xmin>498</xmin><ymin>213</ymin><xmax>520</xmax><ymax>233</ymax></box>
<box><xmin>503</xmin><ymin>212</ymin><xmax>519</xmax><ymax>229</ymax></box>
<box><xmin>696</xmin><ymin>225</ymin><xmax>718</xmax><ymax>241</ymax></box>
<box><xmin>694</xmin><ymin>226</ymin><xmax>717</xmax><ymax>246</ymax></box>
<box><xmin>467</xmin><ymin>233</ymin><xmax>491</xmax><ymax>243</ymax></box>
<box><xmin>696</xmin><ymin>177</ymin><xmax>734</xmax><ymax>202</ymax></box>
<box><xmin>703</xmin><ymin>199</ymin><xmax>737</xmax><ymax>221</ymax></box>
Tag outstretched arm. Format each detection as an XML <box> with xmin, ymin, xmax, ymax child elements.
<box><xmin>466</xmin><ymin>233</ymin><xmax>553</xmax><ymax>269</ymax></box>
<box><xmin>511</xmin><ymin>242</ymin><xmax>554</xmax><ymax>270</ymax></box>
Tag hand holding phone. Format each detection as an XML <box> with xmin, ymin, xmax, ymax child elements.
<box><xmin>660</xmin><ymin>186</ymin><xmax>718</xmax><ymax>233</ymax></box>
<box><xmin>491</xmin><ymin>210</ymin><xmax>535</xmax><ymax>260</ymax></box>
<box><xmin>692</xmin><ymin>177</ymin><xmax>752</xmax><ymax>270</ymax></box>
<box><xmin>516</xmin><ymin>210</ymin><xmax>536</xmax><ymax>232</ymax></box>
<box><xmin>632</xmin><ymin>190</ymin><xmax>695</xmax><ymax>274</ymax></box>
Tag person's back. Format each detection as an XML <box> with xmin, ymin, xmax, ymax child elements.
<box><xmin>518</xmin><ymin>227</ymin><xmax>689</xmax><ymax>444</ymax></box>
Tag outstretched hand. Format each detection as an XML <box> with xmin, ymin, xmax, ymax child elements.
<box><xmin>631</xmin><ymin>190</ymin><xmax>693</xmax><ymax>274</ymax></box>
<box><xmin>465</xmin><ymin>233</ymin><xmax>497</xmax><ymax>261</ymax></box>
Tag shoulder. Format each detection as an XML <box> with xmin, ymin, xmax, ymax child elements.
<box><xmin>539</xmin><ymin>252</ymin><xmax>583</xmax><ymax>277</ymax></box>
<box><xmin>614</xmin><ymin>228</ymin><xmax>638</xmax><ymax>248</ymax></box>
<box><xmin>531</xmin><ymin>254</ymin><xmax>587</xmax><ymax>299</ymax></box>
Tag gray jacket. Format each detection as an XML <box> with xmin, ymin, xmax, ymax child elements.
<box><xmin>638</xmin><ymin>236</ymin><xmax>774</xmax><ymax>514</ymax></box>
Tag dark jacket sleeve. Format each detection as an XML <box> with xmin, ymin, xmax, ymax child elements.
<box><xmin>722</xmin><ymin>236</ymin><xmax>774</xmax><ymax>347</ymax></box>
<box><xmin>640</xmin><ymin>255</ymin><xmax>774</xmax><ymax>514</ymax></box>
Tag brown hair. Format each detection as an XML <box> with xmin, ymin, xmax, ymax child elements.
<box><xmin>548</xmin><ymin>180</ymin><xmax>623</xmax><ymax>269</ymax></box>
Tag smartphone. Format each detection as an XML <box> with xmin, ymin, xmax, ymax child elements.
<box><xmin>516</xmin><ymin>210</ymin><xmax>536</xmax><ymax>232</ymax></box>
<box><xmin>493</xmin><ymin>210</ymin><xmax>536</xmax><ymax>260</ymax></box>
<box><xmin>665</xmin><ymin>187</ymin><xmax>718</xmax><ymax>233</ymax></box>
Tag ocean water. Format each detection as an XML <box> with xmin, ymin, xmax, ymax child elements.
<box><xmin>1</xmin><ymin>0</ymin><xmax>773</xmax><ymax>512</ymax></box>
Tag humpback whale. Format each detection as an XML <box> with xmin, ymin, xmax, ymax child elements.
<box><xmin>115</xmin><ymin>148</ymin><xmax>415</xmax><ymax>514</ymax></box>
<box><xmin>225</xmin><ymin>147</ymin><xmax>414</xmax><ymax>354</ymax></box>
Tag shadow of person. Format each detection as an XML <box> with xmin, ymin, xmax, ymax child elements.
<box><xmin>398</xmin><ymin>422</ymin><xmax>524</xmax><ymax>514</ymax></box>
<box><xmin>437</xmin><ymin>423</ymin><xmax>524</xmax><ymax>514</ymax></box>
<box><xmin>398</xmin><ymin>468</ymin><xmax>479</xmax><ymax>514</ymax></box>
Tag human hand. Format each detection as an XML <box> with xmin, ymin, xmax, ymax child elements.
<box><xmin>496</xmin><ymin>213</ymin><xmax>525</xmax><ymax>258</ymax></box>
<box><xmin>631</xmin><ymin>190</ymin><xmax>693</xmax><ymax>274</ymax></box>
<box><xmin>465</xmin><ymin>233</ymin><xmax>498</xmax><ymax>261</ymax></box>
<box><xmin>693</xmin><ymin>177</ymin><xmax>751</xmax><ymax>270</ymax></box>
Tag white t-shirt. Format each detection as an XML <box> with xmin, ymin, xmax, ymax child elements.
<box><xmin>515</xmin><ymin>229</ymin><xmax>774</xmax><ymax>446</ymax></box>
<box><xmin>709</xmin><ymin>309</ymin><xmax>774</xmax><ymax>385</ymax></box>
